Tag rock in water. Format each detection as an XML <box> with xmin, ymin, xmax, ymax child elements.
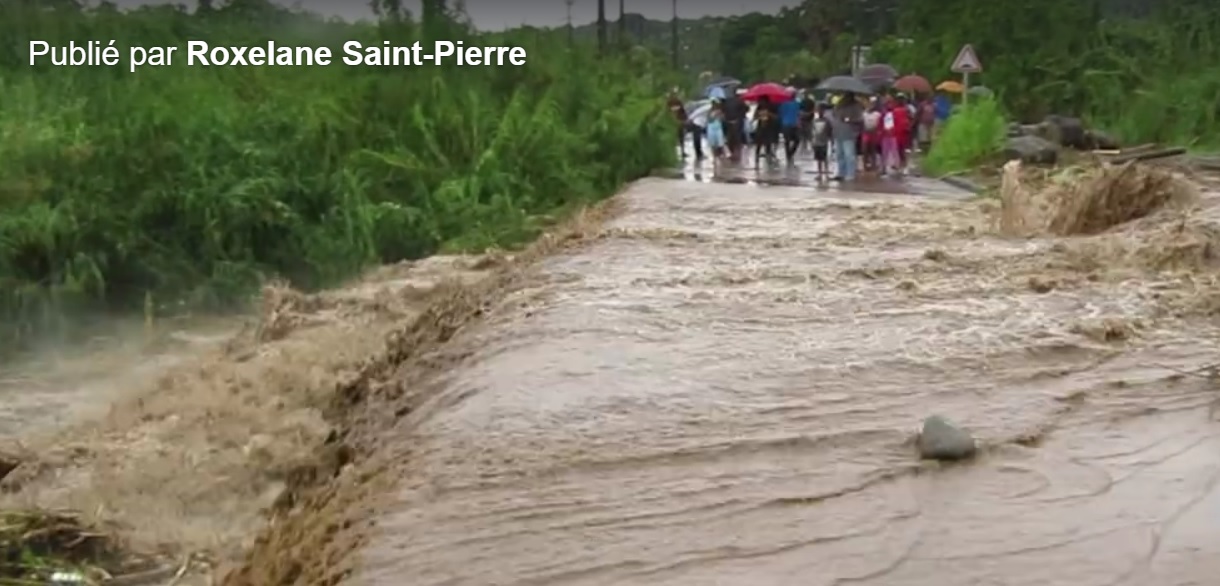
<box><xmin>1003</xmin><ymin>135</ymin><xmax>1059</xmax><ymax>165</ymax></box>
<box><xmin>918</xmin><ymin>416</ymin><xmax>977</xmax><ymax>461</ymax></box>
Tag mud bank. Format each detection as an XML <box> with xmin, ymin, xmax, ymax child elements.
<box><xmin>0</xmin><ymin>256</ymin><xmax>505</xmax><ymax>583</ymax></box>
<box><xmin>241</xmin><ymin>175</ymin><xmax>1220</xmax><ymax>586</ymax></box>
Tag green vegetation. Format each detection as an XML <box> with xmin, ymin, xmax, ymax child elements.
<box><xmin>873</xmin><ymin>0</ymin><xmax>1220</xmax><ymax>147</ymax></box>
<box><xmin>0</xmin><ymin>0</ymin><xmax>675</xmax><ymax>354</ymax></box>
<box><xmin>921</xmin><ymin>98</ymin><xmax>1008</xmax><ymax>176</ymax></box>
<box><xmin>716</xmin><ymin>0</ymin><xmax>1220</xmax><ymax>147</ymax></box>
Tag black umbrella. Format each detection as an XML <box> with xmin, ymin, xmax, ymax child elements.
<box><xmin>816</xmin><ymin>75</ymin><xmax>874</xmax><ymax>95</ymax></box>
<box><xmin>857</xmin><ymin>63</ymin><xmax>897</xmax><ymax>91</ymax></box>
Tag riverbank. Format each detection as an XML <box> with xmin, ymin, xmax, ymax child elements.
<box><xmin>0</xmin><ymin>254</ymin><xmax>510</xmax><ymax>583</ymax></box>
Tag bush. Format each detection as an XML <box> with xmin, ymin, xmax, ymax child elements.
<box><xmin>0</xmin><ymin>1</ymin><xmax>676</xmax><ymax>353</ymax></box>
<box><xmin>921</xmin><ymin>97</ymin><xmax>1007</xmax><ymax>176</ymax></box>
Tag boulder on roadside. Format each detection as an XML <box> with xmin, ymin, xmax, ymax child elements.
<box><xmin>918</xmin><ymin>415</ymin><xmax>977</xmax><ymax>461</ymax></box>
<box><xmin>1043</xmin><ymin>115</ymin><xmax>1089</xmax><ymax>149</ymax></box>
<box><xmin>1003</xmin><ymin>135</ymin><xmax>1059</xmax><ymax>165</ymax></box>
<box><xmin>1085</xmin><ymin>129</ymin><xmax>1121</xmax><ymax>150</ymax></box>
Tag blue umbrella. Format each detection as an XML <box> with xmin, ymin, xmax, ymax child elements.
<box><xmin>707</xmin><ymin>86</ymin><xmax>727</xmax><ymax>100</ymax></box>
<box><xmin>703</xmin><ymin>77</ymin><xmax>741</xmax><ymax>98</ymax></box>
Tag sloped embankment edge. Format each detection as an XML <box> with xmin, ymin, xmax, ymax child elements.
<box><xmin>220</xmin><ymin>197</ymin><xmax>627</xmax><ymax>586</ymax></box>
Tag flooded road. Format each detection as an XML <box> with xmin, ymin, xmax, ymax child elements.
<box><xmin>348</xmin><ymin>170</ymin><xmax>1220</xmax><ymax>585</ymax></box>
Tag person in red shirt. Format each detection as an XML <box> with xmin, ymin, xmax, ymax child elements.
<box><xmin>880</xmin><ymin>94</ymin><xmax>911</xmax><ymax>176</ymax></box>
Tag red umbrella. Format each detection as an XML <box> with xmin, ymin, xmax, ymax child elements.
<box><xmin>893</xmin><ymin>74</ymin><xmax>932</xmax><ymax>94</ymax></box>
<box><xmin>741</xmin><ymin>82</ymin><xmax>794</xmax><ymax>102</ymax></box>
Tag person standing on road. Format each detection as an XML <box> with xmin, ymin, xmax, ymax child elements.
<box><xmin>778</xmin><ymin>96</ymin><xmax>801</xmax><ymax>163</ymax></box>
<box><xmin>861</xmin><ymin>98</ymin><xmax>883</xmax><ymax>173</ymax></box>
<box><xmin>753</xmin><ymin>96</ymin><xmax>779</xmax><ymax>168</ymax></box>
<box><xmin>917</xmin><ymin>96</ymin><xmax>936</xmax><ymax>152</ymax></box>
<box><xmin>811</xmin><ymin>103</ymin><xmax>831</xmax><ymax>180</ymax></box>
<box><xmin>723</xmin><ymin>92</ymin><xmax>748</xmax><ymax>163</ymax></box>
<box><xmin>666</xmin><ymin>89</ymin><xmax>688</xmax><ymax>158</ymax></box>
<box><xmin>881</xmin><ymin>94</ymin><xmax>911</xmax><ymax>176</ymax></box>
<box><xmin>829</xmin><ymin>91</ymin><xmax>864</xmax><ymax>182</ymax></box>
<box><xmin>798</xmin><ymin>93</ymin><xmax>817</xmax><ymax>151</ymax></box>
<box><xmin>933</xmin><ymin>91</ymin><xmax>953</xmax><ymax>142</ymax></box>
<box><xmin>705</xmin><ymin>99</ymin><xmax>727</xmax><ymax>167</ymax></box>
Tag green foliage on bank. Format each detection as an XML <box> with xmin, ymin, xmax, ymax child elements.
<box><xmin>0</xmin><ymin>0</ymin><xmax>676</xmax><ymax>353</ymax></box>
<box><xmin>871</xmin><ymin>0</ymin><xmax>1220</xmax><ymax>145</ymax></box>
<box><xmin>922</xmin><ymin>98</ymin><xmax>1008</xmax><ymax>176</ymax></box>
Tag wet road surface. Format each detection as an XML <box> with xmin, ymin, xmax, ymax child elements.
<box><xmin>657</xmin><ymin>141</ymin><xmax>971</xmax><ymax>198</ymax></box>
<box><xmin>348</xmin><ymin>153</ymin><xmax>1220</xmax><ymax>585</ymax></box>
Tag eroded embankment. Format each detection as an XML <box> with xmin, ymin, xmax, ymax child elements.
<box><xmin>242</xmin><ymin>172</ymin><xmax>1220</xmax><ymax>586</ymax></box>
<box><xmin>0</xmin><ymin>255</ymin><xmax>513</xmax><ymax>583</ymax></box>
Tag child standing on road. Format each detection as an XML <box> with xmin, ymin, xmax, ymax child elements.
<box><xmin>706</xmin><ymin>100</ymin><xmax>727</xmax><ymax>167</ymax></box>
<box><xmin>811</xmin><ymin>104</ymin><xmax>831</xmax><ymax>180</ymax></box>
<box><xmin>861</xmin><ymin>100</ymin><xmax>883</xmax><ymax>172</ymax></box>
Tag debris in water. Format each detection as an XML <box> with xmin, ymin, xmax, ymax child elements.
<box><xmin>0</xmin><ymin>509</ymin><xmax>133</xmax><ymax>583</ymax></box>
<box><xmin>1070</xmin><ymin>317</ymin><xmax>1139</xmax><ymax>342</ymax></box>
<box><xmin>918</xmin><ymin>415</ymin><xmax>977</xmax><ymax>461</ymax></box>
<box><xmin>999</xmin><ymin>159</ymin><xmax>1197</xmax><ymax>237</ymax></box>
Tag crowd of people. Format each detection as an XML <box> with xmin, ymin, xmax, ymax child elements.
<box><xmin>666</xmin><ymin>85</ymin><xmax>954</xmax><ymax>183</ymax></box>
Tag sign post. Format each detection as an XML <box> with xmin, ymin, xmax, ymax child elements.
<box><xmin>950</xmin><ymin>44</ymin><xmax>982</xmax><ymax>105</ymax></box>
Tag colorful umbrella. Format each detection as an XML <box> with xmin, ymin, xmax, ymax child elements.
<box><xmin>893</xmin><ymin>74</ymin><xmax>932</xmax><ymax>94</ymax></box>
<box><xmin>936</xmin><ymin>80</ymin><xmax>965</xmax><ymax>93</ymax></box>
<box><xmin>741</xmin><ymin>82</ymin><xmax>795</xmax><ymax>102</ymax></box>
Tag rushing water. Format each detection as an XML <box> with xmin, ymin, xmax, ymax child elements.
<box><xmin>344</xmin><ymin>167</ymin><xmax>1220</xmax><ymax>585</ymax></box>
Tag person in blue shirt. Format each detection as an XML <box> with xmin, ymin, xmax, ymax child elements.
<box><xmin>933</xmin><ymin>93</ymin><xmax>952</xmax><ymax>119</ymax></box>
<box><xmin>778</xmin><ymin>97</ymin><xmax>802</xmax><ymax>163</ymax></box>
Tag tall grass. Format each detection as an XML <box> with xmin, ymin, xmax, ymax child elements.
<box><xmin>0</xmin><ymin>1</ymin><xmax>676</xmax><ymax>354</ymax></box>
<box><xmin>921</xmin><ymin>98</ymin><xmax>1008</xmax><ymax>176</ymax></box>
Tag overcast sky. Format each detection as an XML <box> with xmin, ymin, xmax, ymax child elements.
<box><xmin>113</xmin><ymin>0</ymin><xmax>796</xmax><ymax>30</ymax></box>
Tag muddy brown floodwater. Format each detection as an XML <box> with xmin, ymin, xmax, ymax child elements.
<box><xmin>347</xmin><ymin>178</ymin><xmax>1220</xmax><ymax>586</ymax></box>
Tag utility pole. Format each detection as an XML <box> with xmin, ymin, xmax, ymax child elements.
<box><xmin>597</xmin><ymin>0</ymin><xmax>607</xmax><ymax>55</ymax></box>
<box><xmin>565</xmin><ymin>0</ymin><xmax>574</xmax><ymax>45</ymax></box>
<box><xmin>618</xmin><ymin>0</ymin><xmax>626</xmax><ymax>51</ymax></box>
<box><xmin>670</xmin><ymin>0</ymin><xmax>679</xmax><ymax>69</ymax></box>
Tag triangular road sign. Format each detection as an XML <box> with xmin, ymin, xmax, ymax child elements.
<box><xmin>951</xmin><ymin>44</ymin><xmax>982</xmax><ymax>73</ymax></box>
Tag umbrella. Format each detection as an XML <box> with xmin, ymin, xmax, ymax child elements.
<box><xmin>703</xmin><ymin>77</ymin><xmax>741</xmax><ymax>97</ymax></box>
<box><xmin>968</xmin><ymin>85</ymin><xmax>994</xmax><ymax>98</ymax></box>
<box><xmin>741</xmin><ymin>82</ymin><xmax>795</xmax><ymax>102</ymax></box>
<box><xmin>936</xmin><ymin>80</ymin><xmax>964</xmax><ymax>93</ymax></box>
<box><xmin>857</xmin><ymin>63</ymin><xmax>898</xmax><ymax>87</ymax></box>
<box><xmin>893</xmin><ymin>74</ymin><xmax>932</xmax><ymax>94</ymax></box>
<box><xmin>706</xmin><ymin>86</ymin><xmax>727</xmax><ymax>100</ymax></box>
<box><xmin>858</xmin><ymin>63</ymin><xmax>898</xmax><ymax>79</ymax></box>
<box><xmin>686</xmin><ymin>99</ymin><xmax>712</xmax><ymax>127</ymax></box>
<box><xmin>816</xmin><ymin>75</ymin><xmax>874</xmax><ymax>95</ymax></box>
